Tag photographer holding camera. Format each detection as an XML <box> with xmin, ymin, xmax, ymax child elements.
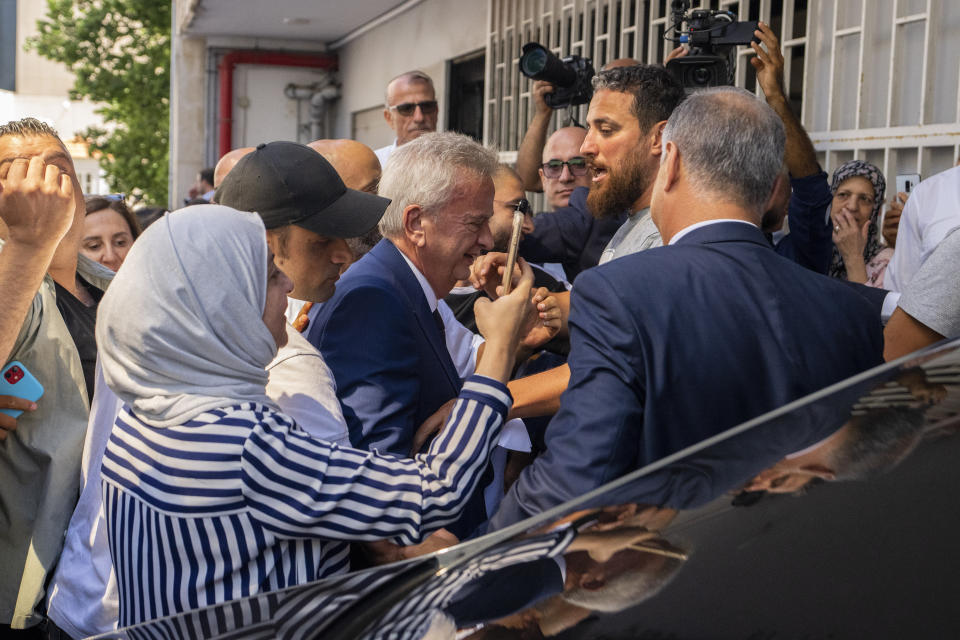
<box><xmin>516</xmin><ymin>58</ymin><xmax>638</xmax><ymax>195</ymax></box>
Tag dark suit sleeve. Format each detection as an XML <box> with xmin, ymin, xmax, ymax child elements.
<box><xmin>314</xmin><ymin>283</ymin><xmax>421</xmax><ymax>455</ymax></box>
<box><xmin>490</xmin><ymin>269</ymin><xmax>645</xmax><ymax>529</ymax></box>
<box><xmin>520</xmin><ymin>205</ymin><xmax>592</xmax><ymax>265</ymax></box>
<box><xmin>836</xmin><ymin>279</ymin><xmax>891</xmax><ymax>320</ymax></box>
<box><xmin>777</xmin><ymin>170</ymin><xmax>834</xmax><ymax>274</ymax></box>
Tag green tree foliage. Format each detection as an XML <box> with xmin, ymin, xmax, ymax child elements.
<box><xmin>27</xmin><ymin>0</ymin><xmax>170</xmax><ymax>204</ymax></box>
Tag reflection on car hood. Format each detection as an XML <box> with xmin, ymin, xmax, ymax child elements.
<box><xmin>96</xmin><ymin>339</ymin><xmax>960</xmax><ymax>640</ymax></box>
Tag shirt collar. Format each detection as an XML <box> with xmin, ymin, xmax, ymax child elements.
<box><xmin>398</xmin><ymin>249</ymin><xmax>439</xmax><ymax>312</ymax></box>
<box><xmin>668</xmin><ymin>219</ymin><xmax>757</xmax><ymax>245</ymax></box>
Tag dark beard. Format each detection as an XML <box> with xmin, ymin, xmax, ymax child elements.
<box><xmin>586</xmin><ymin>154</ymin><xmax>652</xmax><ymax>219</ymax></box>
<box><xmin>491</xmin><ymin>226</ymin><xmax>512</xmax><ymax>253</ymax></box>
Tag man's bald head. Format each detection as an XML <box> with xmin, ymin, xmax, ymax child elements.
<box><xmin>213</xmin><ymin>147</ymin><xmax>255</xmax><ymax>188</ymax></box>
<box><xmin>542</xmin><ymin>127</ymin><xmax>588</xmax><ymax>164</ymax></box>
<box><xmin>309</xmin><ymin>139</ymin><xmax>384</xmax><ymax>260</ymax></box>
<box><xmin>308</xmin><ymin>139</ymin><xmax>381</xmax><ymax>194</ymax></box>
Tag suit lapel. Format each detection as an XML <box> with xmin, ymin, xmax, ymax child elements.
<box><xmin>376</xmin><ymin>240</ymin><xmax>463</xmax><ymax>391</ymax></box>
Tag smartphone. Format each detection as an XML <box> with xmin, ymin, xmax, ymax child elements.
<box><xmin>0</xmin><ymin>361</ymin><xmax>45</xmax><ymax>418</ymax></box>
<box><xmin>500</xmin><ymin>208</ymin><xmax>526</xmax><ymax>295</ymax></box>
<box><xmin>896</xmin><ymin>174</ymin><xmax>921</xmax><ymax>195</ymax></box>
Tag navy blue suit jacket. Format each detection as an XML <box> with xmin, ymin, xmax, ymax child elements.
<box><xmin>306</xmin><ymin>238</ymin><xmax>462</xmax><ymax>455</ymax></box>
<box><xmin>520</xmin><ymin>186</ymin><xmax>628</xmax><ymax>282</ymax></box>
<box><xmin>773</xmin><ymin>170</ymin><xmax>834</xmax><ymax>273</ymax></box>
<box><xmin>491</xmin><ymin>221</ymin><xmax>884</xmax><ymax>529</ymax></box>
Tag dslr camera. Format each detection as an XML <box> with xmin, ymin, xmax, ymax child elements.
<box><xmin>665</xmin><ymin>0</ymin><xmax>759</xmax><ymax>88</ymax></box>
<box><xmin>518</xmin><ymin>43</ymin><xmax>595</xmax><ymax>109</ymax></box>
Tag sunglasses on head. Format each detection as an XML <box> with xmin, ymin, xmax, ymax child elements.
<box><xmin>388</xmin><ymin>100</ymin><xmax>439</xmax><ymax>116</ymax></box>
<box><xmin>541</xmin><ymin>157</ymin><xmax>588</xmax><ymax>178</ymax></box>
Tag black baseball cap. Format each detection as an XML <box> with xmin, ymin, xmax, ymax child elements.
<box><xmin>215</xmin><ymin>141</ymin><xmax>389</xmax><ymax>238</ymax></box>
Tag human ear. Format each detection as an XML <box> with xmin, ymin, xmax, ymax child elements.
<box><xmin>649</xmin><ymin>120</ymin><xmax>668</xmax><ymax>156</ymax></box>
<box><xmin>661</xmin><ymin>141</ymin><xmax>681</xmax><ymax>192</ymax></box>
<box><xmin>403</xmin><ymin>204</ymin><xmax>427</xmax><ymax>247</ymax></box>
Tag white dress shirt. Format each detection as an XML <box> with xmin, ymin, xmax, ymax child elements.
<box><xmin>397</xmin><ymin>251</ymin><xmax>530</xmax><ymax>454</ymax></box>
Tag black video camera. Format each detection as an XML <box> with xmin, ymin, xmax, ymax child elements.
<box><xmin>519</xmin><ymin>43</ymin><xmax>595</xmax><ymax>109</ymax></box>
<box><xmin>665</xmin><ymin>0</ymin><xmax>758</xmax><ymax>89</ymax></box>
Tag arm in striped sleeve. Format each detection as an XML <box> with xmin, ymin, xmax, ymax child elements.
<box><xmin>240</xmin><ymin>374</ymin><xmax>511</xmax><ymax>545</ymax></box>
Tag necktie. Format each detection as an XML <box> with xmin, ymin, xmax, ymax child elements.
<box><xmin>432</xmin><ymin>308</ymin><xmax>445</xmax><ymax>338</ymax></box>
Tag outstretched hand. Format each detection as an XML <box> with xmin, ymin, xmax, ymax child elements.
<box><xmin>518</xmin><ymin>286</ymin><xmax>561</xmax><ymax>351</ymax></box>
<box><xmin>469</xmin><ymin>252</ymin><xmax>523</xmax><ymax>300</ymax></box>
<box><xmin>475</xmin><ymin>259</ymin><xmax>535</xmax><ymax>340</ymax></box>
<box><xmin>664</xmin><ymin>45</ymin><xmax>688</xmax><ymax>65</ymax></box>
<box><xmin>532</xmin><ymin>80</ymin><xmax>555</xmax><ymax>116</ymax></box>
<box><xmin>750</xmin><ymin>22</ymin><xmax>786</xmax><ymax>101</ymax></box>
<box><xmin>883</xmin><ymin>191</ymin><xmax>908</xmax><ymax>248</ymax></box>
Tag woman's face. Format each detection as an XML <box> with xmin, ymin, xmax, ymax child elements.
<box><xmin>262</xmin><ymin>252</ymin><xmax>294</xmax><ymax>349</ymax></box>
<box><xmin>80</xmin><ymin>207</ymin><xmax>135</xmax><ymax>271</ymax></box>
<box><xmin>831</xmin><ymin>176</ymin><xmax>876</xmax><ymax>227</ymax></box>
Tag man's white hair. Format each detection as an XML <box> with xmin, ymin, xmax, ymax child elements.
<box><xmin>377</xmin><ymin>132</ymin><xmax>498</xmax><ymax>239</ymax></box>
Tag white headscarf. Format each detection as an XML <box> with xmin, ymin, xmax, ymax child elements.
<box><xmin>96</xmin><ymin>205</ymin><xmax>277</xmax><ymax>427</ymax></box>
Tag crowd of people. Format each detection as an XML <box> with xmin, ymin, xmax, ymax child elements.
<box><xmin>0</xmin><ymin>22</ymin><xmax>958</xmax><ymax>639</ymax></box>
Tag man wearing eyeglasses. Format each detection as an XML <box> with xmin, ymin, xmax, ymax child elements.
<box><xmin>375</xmin><ymin>70</ymin><xmax>439</xmax><ymax>168</ymax></box>
<box><xmin>539</xmin><ymin>127</ymin><xmax>592</xmax><ymax>210</ymax></box>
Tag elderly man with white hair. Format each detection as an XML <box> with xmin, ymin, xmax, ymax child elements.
<box><xmin>307</xmin><ymin>131</ymin><xmax>548</xmax><ymax>537</ymax></box>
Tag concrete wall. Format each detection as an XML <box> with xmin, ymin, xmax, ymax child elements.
<box><xmin>14</xmin><ymin>0</ymin><xmax>76</xmax><ymax>96</ymax></box>
<box><xmin>168</xmin><ymin>15</ymin><xmax>331</xmax><ymax>207</ymax></box>
<box><xmin>169</xmin><ymin>33</ymin><xmax>206</xmax><ymax>208</ymax></box>
<box><xmin>230</xmin><ymin>64</ymin><xmax>333</xmax><ymax>147</ymax></box>
<box><xmin>330</xmin><ymin>0</ymin><xmax>487</xmax><ymax>146</ymax></box>
<box><xmin>2</xmin><ymin>0</ymin><xmax>107</xmax><ymax>194</ymax></box>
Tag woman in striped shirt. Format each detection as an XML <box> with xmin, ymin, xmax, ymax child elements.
<box><xmin>95</xmin><ymin>206</ymin><xmax>535</xmax><ymax>627</ymax></box>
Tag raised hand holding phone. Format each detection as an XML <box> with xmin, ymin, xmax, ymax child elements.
<box><xmin>500</xmin><ymin>201</ymin><xmax>527</xmax><ymax>295</ymax></box>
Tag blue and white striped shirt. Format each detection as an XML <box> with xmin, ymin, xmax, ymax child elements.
<box><xmin>101</xmin><ymin>375</ymin><xmax>511</xmax><ymax>627</ymax></box>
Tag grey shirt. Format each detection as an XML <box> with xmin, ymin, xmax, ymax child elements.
<box><xmin>597</xmin><ymin>207</ymin><xmax>662</xmax><ymax>265</ymax></box>
<box><xmin>898</xmin><ymin>226</ymin><xmax>960</xmax><ymax>338</ymax></box>
<box><xmin>0</xmin><ymin>246</ymin><xmax>113</xmax><ymax>628</ymax></box>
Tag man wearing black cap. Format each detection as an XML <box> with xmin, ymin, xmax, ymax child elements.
<box><xmin>217</xmin><ymin>141</ymin><xmax>389</xmax><ymax>305</ymax></box>
<box><xmin>217</xmin><ymin>141</ymin><xmax>390</xmax><ymax>441</ymax></box>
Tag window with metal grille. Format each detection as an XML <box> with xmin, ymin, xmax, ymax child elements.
<box><xmin>484</xmin><ymin>0</ymin><xmax>960</xmax><ymax>190</ymax></box>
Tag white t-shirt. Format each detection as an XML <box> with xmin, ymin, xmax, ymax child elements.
<box><xmin>265</xmin><ymin>325</ymin><xmax>351</xmax><ymax>445</ymax></box>
<box><xmin>374</xmin><ymin>140</ymin><xmax>397</xmax><ymax>168</ymax></box>
<box><xmin>884</xmin><ymin>165</ymin><xmax>960</xmax><ymax>293</ymax></box>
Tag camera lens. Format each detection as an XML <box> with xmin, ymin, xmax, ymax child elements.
<box><xmin>692</xmin><ymin>66</ymin><xmax>712</xmax><ymax>86</ymax></box>
<box><xmin>520</xmin><ymin>47</ymin><xmax>548</xmax><ymax>76</ymax></box>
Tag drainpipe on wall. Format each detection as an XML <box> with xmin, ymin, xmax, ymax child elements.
<box><xmin>217</xmin><ymin>50</ymin><xmax>338</xmax><ymax>158</ymax></box>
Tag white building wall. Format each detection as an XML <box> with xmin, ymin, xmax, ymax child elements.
<box><xmin>229</xmin><ymin>64</ymin><xmax>334</xmax><ymax>147</ymax></box>
<box><xmin>331</xmin><ymin>0</ymin><xmax>488</xmax><ymax>148</ymax></box>
<box><xmin>2</xmin><ymin>0</ymin><xmax>109</xmax><ymax>195</ymax></box>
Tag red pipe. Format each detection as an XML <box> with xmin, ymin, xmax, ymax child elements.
<box><xmin>218</xmin><ymin>50</ymin><xmax>338</xmax><ymax>158</ymax></box>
